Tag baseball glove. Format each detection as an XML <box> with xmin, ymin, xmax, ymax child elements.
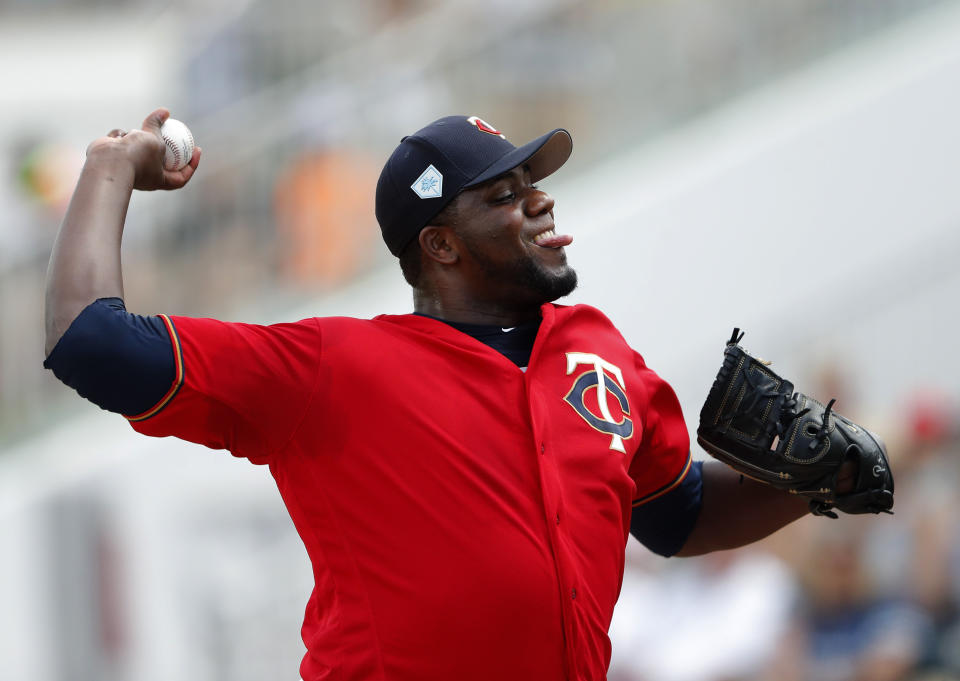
<box><xmin>697</xmin><ymin>329</ymin><xmax>894</xmax><ymax>518</ymax></box>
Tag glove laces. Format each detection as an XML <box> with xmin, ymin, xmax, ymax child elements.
<box><xmin>723</xmin><ymin>364</ymin><xmax>809</xmax><ymax>439</ymax></box>
<box><xmin>807</xmin><ymin>398</ymin><xmax>836</xmax><ymax>450</ymax></box>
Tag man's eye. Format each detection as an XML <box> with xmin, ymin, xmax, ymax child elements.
<box><xmin>495</xmin><ymin>192</ymin><xmax>515</xmax><ymax>203</ymax></box>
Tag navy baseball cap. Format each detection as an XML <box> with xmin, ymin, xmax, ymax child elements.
<box><xmin>375</xmin><ymin>115</ymin><xmax>573</xmax><ymax>256</ymax></box>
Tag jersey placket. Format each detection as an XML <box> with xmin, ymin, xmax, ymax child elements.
<box><xmin>525</xmin><ymin>305</ymin><xmax>582</xmax><ymax>680</ymax></box>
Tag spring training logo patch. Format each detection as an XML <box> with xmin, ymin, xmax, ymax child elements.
<box><xmin>564</xmin><ymin>352</ymin><xmax>634</xmax><ymax>453</ymax></box>
<box><xmin>411</xmin><ymin>164</ymin><xmax>443</xmax><ymax>199</ymax></box>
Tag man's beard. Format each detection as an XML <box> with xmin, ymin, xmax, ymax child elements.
<box><xmin>515</xmin><ymin>251</ymin><xmax>579</xmax><ymax>302</ymax></box>
<box><xmin>466</xmin><ymin>240</ymin><xmax>579</xmax><ymax>304</ymax></box>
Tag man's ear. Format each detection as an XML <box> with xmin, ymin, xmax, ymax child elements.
<box><xmin>419</xmin><ymin>226</ymin><xmax>460</xmax><ymax>265</ymax></box>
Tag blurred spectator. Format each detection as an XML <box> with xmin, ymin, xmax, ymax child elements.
<box><xmin>783</xmin><ymin>521</ymin><xmax>931</xmax><ymax>681</ymax></box>
<box><xmin>273</xmin><ymin>148</ymin><xmax>378</xmax><ymax>288</ymax></box>
<box><xmin>1</xmin><ymin>137</ymin><xmax>79</xmax><ymax>267</ymax></box>
<box><xmin>609</xmin><ymin>547</ymin><xmax>797</xmax><ymax>681</ymax></box>
<box><xmin>16</xmin><ymin>139</ymin><xmax>82</xmax><ymax>214</ymax></box>
<box><xmin>891</xmin><ymin>391</ymin><xmax>960</xmax><ymax>676</ymax></box>
<box><xmin>767</xmin><ymin>373</ymin><xmax>954</xmax><ymax>681</ymax></box>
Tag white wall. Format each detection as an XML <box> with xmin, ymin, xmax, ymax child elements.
<box><xmin>0</xmin><ymin>15</ymin><xmax>179</xmax><ymax>145</ymax></box>
<box><xmin>555</xmin><ymin>0</ymin><xmax>960</xmax><ymax>420</ymax></box>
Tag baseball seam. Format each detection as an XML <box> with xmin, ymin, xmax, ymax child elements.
<box><xmin>162</xmin><ymin>133</ymin><xmax>182</xmax><ymax>170</ymax></box>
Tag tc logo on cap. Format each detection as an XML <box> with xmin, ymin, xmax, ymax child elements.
<box><xmin>467</xmin><ymin>116</ymin><xmax>506</xmax><ymax>139</ymax></box>
<box><xmin>411</xmin><ymin>164</ymin><xmax>443</xmax><ymax>199</ymax></box>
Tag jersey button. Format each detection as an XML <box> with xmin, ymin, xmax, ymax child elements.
<box><xmin>540</xmin><ymin>443</ymin><xmax>545</xmax><ymax>455</ymax></box>
<box><xmin>555</xmin><ymin>513</ymin><xmax>560</xmax><ymax>525</ymax></box>
<box><xmin>571</xmin><ymin>587</ymin><xmax>577</xmax><ymax>600</ymax></box>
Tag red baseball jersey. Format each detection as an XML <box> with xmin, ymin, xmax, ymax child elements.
<box><xmin>128</xmin><ymin>302</ymin><xmax>691</xmax><ymax>681</ymax></box>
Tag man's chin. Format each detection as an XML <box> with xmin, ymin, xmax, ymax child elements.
<box><xmin>536</xmin><ymin>267</ymin><xmax>579</xmax><ymax>303</ymax></box>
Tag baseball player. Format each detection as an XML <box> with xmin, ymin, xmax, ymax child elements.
<box><xmin>45</xmin><ymin>109</ymin><xmax>839</xmax><ymax>681</ymax></box>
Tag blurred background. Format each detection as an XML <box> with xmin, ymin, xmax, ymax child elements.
<box><xmin>1</xmin><ymin>0</ymin><xmax>959</xmax><ymax>679</ymax></box>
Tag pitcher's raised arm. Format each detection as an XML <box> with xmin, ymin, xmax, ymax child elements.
<box><xmin>44</xmin><ymin>108</ymin><xmax>201</xmax><ymax>354</ymax></box>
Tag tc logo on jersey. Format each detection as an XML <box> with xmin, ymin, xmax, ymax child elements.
<box><xmin>564</xmin><ymin>352</ymin><xmax>634</xmax><ymax>453</ymax></box>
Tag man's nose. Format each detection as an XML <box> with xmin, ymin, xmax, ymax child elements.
<box><xmin>526</xmin><ymin>188</ymin><xmax>555</xmax><ymax>216</ymax></box>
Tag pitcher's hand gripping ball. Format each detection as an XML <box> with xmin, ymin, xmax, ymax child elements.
<box><xmin>160</xmin><ymin>118</ymin><xmax>195</xmax><ymax>171</ymax></box>
<box><xmin>697</xmin><ymin>329</ymin><xmax>894</xmax><ymax>518</ymax></box>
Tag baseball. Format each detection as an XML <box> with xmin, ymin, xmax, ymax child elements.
<box><xmin>159</xmin><ymin>118</ymin><xmax>195</xmax><ymax>171</ymax></box>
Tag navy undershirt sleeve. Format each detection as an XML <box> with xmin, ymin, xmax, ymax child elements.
<box><xmin>43</xmin><ymin>297</ymin><xmax>175</xmax><ymax>415</ymax></box>
<box><xmin>630</xmin><ymin>460</ymin><xmax>704</xmax><ymax>557</ymax></box>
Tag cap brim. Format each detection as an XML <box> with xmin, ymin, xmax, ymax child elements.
<box><xmin>465</xmin><ymin>128</ymin><xmax>572</xmax><ymax>188</ymax></box>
